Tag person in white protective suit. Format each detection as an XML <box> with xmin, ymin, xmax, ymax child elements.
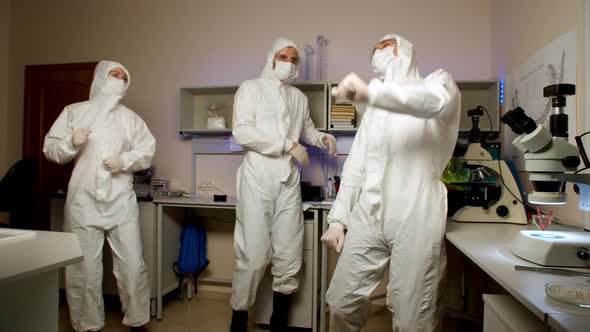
<box><xmin>230</xmin><ymin>37</ymin><xmax>337</xmax><ymax>332</ymax></box>
<box><xmin>321</xmin><ymin>34</ymin><xmax>461</xmax><ymax>332</ymax></box>
<box><xmin>43</xmin><ymin>60</ymin><xmax>155</xmax><ymax>332</ymax></box>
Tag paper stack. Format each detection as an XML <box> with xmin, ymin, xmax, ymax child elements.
<box><xmin>330</xmin><ymin>104</ymin><xmax>356</xmax><ymax>129</ymax></box>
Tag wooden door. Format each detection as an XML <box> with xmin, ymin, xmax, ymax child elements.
<box><xmin>22</xmin><ymin>62</ymin><xmax>97</xmax><ymax>230</ymax></box>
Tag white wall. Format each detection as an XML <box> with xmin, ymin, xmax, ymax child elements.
<box><xmin>491</xmin><ymin>0</ymin><xmax>580</xmax><ymax>77</ymax></box>
<box><xmin>9</xmin><ymin>0</ymin><xmax>585</xmax><ymax>227</ymax></box>
<box><xmin>8</xmin><ymin>0</ymin><xmax>493</xmax><ymax>191</ymax></box>
<box><xmin>491</xmin><ymin>0</ymin><xmax>584</xmax><ymax>226</ymax></box>
<box><xmin>0</xmin><ymin>0</ymin><xmax>9</xmax><ymax>177</ymax></box>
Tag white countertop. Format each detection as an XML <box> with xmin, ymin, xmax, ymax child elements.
<box><xmin>0</xmin><ymin>230</ymin><xmax>83</xmax><ymax>284</ymax></box>
<box><xmin>153</xmin><ymin>195</ymin><xmax>237</xmax><ymax>207</ymax></box>
<box><xmin>445</xmin><ymin>221</ymin><xmax>590</xmax><ymax>325</ymax></box>
<box><xmin>548</xmin><ymin>314</ymin><xmax>590</xmax><ymax>332</ymax></box>
<box><xmin>304</xmin><ymin>201</ymin><xmax>333</xmax><ymax>211</ymax></box>
<box><xmin>153</xmin><ymin>196</ymin><xmax>334</xmax><ymax>212</ymax></box>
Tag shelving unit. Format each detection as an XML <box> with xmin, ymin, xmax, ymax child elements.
<box><xmin>292</xmin><ymin>82</ymin><xmax>328</xmax><ymax>131</ymax></box>
<box><xmin>326</xmin><ymin>80</ymin><xmax>500</xmax><ymax>134</ymax></box>
<box><xmin>179</xmin><ymin>85</ymin><xmax>237</xmax><ymax>136</ymax></box>
<box><xmin>179</xmin><ymin>80</ymin><xmax>500</xmax><ymax>136</ymax></box>
<box><xmin>327</xmin><ymin>82</ymin><xmax>367</xmax><ymax>133</ymax></box>
<box><xmin>179</xmin><ymin>82</ymin><xmax>328</xmax><ymax>136</ymax></box>
<box><xmin>456</xmin><ymin>80</ymin><xmax>500</xmax><ymax>132</ymax></box>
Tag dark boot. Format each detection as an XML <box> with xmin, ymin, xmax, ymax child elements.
<box><xmin>130</xmin><ymin>326</ymin><xmax>147</xmax><ymax>332</ymax></box>
<box><xmin>270</xmin><ymin>292</ymin><xmax>292</xmax><ymax>332</ymax></box>
<box><xmin>229</xmin><ymin>309</ymin><xmax>248</xmax><ymax>332</ymax></box>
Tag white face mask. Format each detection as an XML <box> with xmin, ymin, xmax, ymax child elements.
<box><xmin>274</xmin><ymin>60</ymin><xmax>298</xmax><ymax>81</ymax></box>
<box><xmin>100</xmin><ymin>76</ymin><xmax>126</xmax><ymax>97</ymax></box>
<box><xmin>372</xmin><ymin>46</ymin><xmax>396</xmax><ymax>78</ymax></box>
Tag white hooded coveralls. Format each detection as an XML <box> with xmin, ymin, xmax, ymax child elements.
<box><xmin>43</xmin><ymin>60</ymin><xmax>155</xmax><ymax>331</ymax></box>
<box><xmin>326</xmin><ymin>34</ymin><xmax>461</xmax><ymax>332</ymax></box>
<box><xmin>231</xmin><ymin>37</ymin><xmax>332</xmax><ymax>310</ymax></box>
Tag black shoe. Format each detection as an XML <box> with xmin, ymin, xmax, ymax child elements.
<box><xmin>230</xmin><ymin>309</ymin><xmax>248</xmax><ymax>332</ymax></box>
<box><xmin>270</xmin><ymin>292</ymin><xmax>292</xmax><ymax>332</ymax></box>
<box><xmin>130</xmin><ymin>326</ymin><xmax>147</xmax><ymax>332</ymax></box>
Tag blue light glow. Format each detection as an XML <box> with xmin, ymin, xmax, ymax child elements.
<box><xmin>499</xmin><ymin>80</ymin><xmax>505</xmax><ymax>105</ymax></box>
<box><xmin>531</xmin><ymin>233</ymin><xmax>564</xmax><ymax>239</ymax></box>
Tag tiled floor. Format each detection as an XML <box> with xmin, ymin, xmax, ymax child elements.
<box><xmin>59</xmin><ymin>295</ymin><xmax>394</xmax><ymax>332</ymax></box>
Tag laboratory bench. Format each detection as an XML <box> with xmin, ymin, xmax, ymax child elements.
<box><xmin>446</xmin><ymin>221</ymin><xmax>590</xmax><ymax>331</ymax></box>
<box><xmin>0</xmin><ymin>230</ymin><xmax>83</xmax><ymax>332</ymax></box>
<box><xmin>49</xmin><ymin>193</ymin><xmax>590</xmax><ymax>331</ymax></box>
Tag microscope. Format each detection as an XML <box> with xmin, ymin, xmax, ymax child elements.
<box><xmin>450</xmin><ymin>106</ymin><xmax>527</xmax><ymax>224</ymax></box>
<box><xmin>501</xmin><ymin>84</ymin><xmax>582</xmax><ymax>205</ymax></box>
<box><xmin>503</xmin><ymin>83</ymin><xmax>590</xmax><ymax>267</ymax></box>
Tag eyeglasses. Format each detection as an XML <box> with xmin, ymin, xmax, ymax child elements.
<box><xmin>275</xmin><ymin>53</ymin><xmax>301</xmax><ymax>65</ymax></box>
<box><xmin>374</xmin><ymin>43</ymin><xmax>397</xmax><ymax>53</ymax></box>
<box><xmin>371</xmin><ymin>43</ymin><xmax>398</xmax><ymax>59</ymax></box>
<box><xmin>108</xmin><ymin>70</ymin><xmax>128</xmax><ymax>83</ymax></box>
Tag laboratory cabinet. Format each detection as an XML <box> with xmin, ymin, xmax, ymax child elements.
<box><xmin>483</xmin><ymin>294</ymin><xmax>549</xmax><ymax>332</ymax></box>
<box><xmin>179</xmin><ymin>80</ymin><xmax>500</xmax><ymax>136</ymax></box>
<box><xmin>179</xmin><ymin>82</ymin><xmax>329</xmax><ymax>135</ymax></box>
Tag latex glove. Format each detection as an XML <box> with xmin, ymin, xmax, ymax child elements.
<box><xmin>288</xmin><ymin>143</ymin><xmax>310</xmax><ymax>167</ymax></box>
<box><xmin>103</xmin><ymin>157</ymin><xmax>124</xmax><ymax>173</ymax></box>
<box><xmin>331</xmin><ymin>73</ymin><xmax>369</xmax><ymax>102</ymax></box>
<box><xmin>321</xmin><ymin>223</ymin><xmax>345</xmax><ymax>253</ymax></box>
<box><xmin>72</xmin><ymin>128</ymin><xmax>91</xmax><ymax>147</ymax></box>
<box><xmin>321</xmin><ymin>134</ymin><xmax>337</xmax><ymax>156</ymax></box>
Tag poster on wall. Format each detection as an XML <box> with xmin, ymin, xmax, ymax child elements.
<box><xmin>504</xmin><ymin>30</ymin><xmax>577</xmax><ymax>170</ymax></box>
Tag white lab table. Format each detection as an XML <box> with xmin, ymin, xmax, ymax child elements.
<box><xmin>0</xmin><ymin>230</ymin><xmax>83</xmax><ymax>332</ymax></box>
<box><xmin>153</xmin><ymin>196</ymin><xmax>237</xmax><ymax>320</ymax></box>
<box><xmin>445</xmin><ymin>221</ymin><xmax>590</xmax><ymax>331</ymax></box>
<box><xmin>152</xmin><ymin>196</ymin><xmax>328</xmax><ymax>332</ymax></box>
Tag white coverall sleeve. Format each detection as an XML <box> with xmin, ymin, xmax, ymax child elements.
<box><xmin>326</xmin><ymin>112</ymin><xmax>370</xmax><ymax>228</ymax></box>
<box><xmin>232</xmin><ymin>82</ymin><xmax>290</xmax><ymax>156</ymax></box>
<box><xmin>43</xmin><ymin>106</ymin><xmax>79</xmax><ymax>165</ymax></box>
<box><xmin>367</xmin><ymin>72</ymin><xmax>455</xmax><ymax>119</ymax></box>
<box><xmin>300</xmin><ymin>96</ymin><xmax>325</xmax><ymax>148</ymax></box>
<box><xmin>119</xmin><ymin>118</ymin><xmax>156</xmax><ymax>173</ymax></box>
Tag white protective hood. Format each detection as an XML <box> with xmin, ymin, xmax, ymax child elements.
<box><xmin>260</xmin><ymin>37</ymin><xmax>300</xmax><ymax>81</ymax></box>
<box><xmin>89</xmin><ymin>60</ymin><xmax>131</xmax><ymax>110</ymax></box>
<box><xmin>375</xmin><ymin>34</ymin><xmax>420</xmax><ymax>82</ymax></box>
